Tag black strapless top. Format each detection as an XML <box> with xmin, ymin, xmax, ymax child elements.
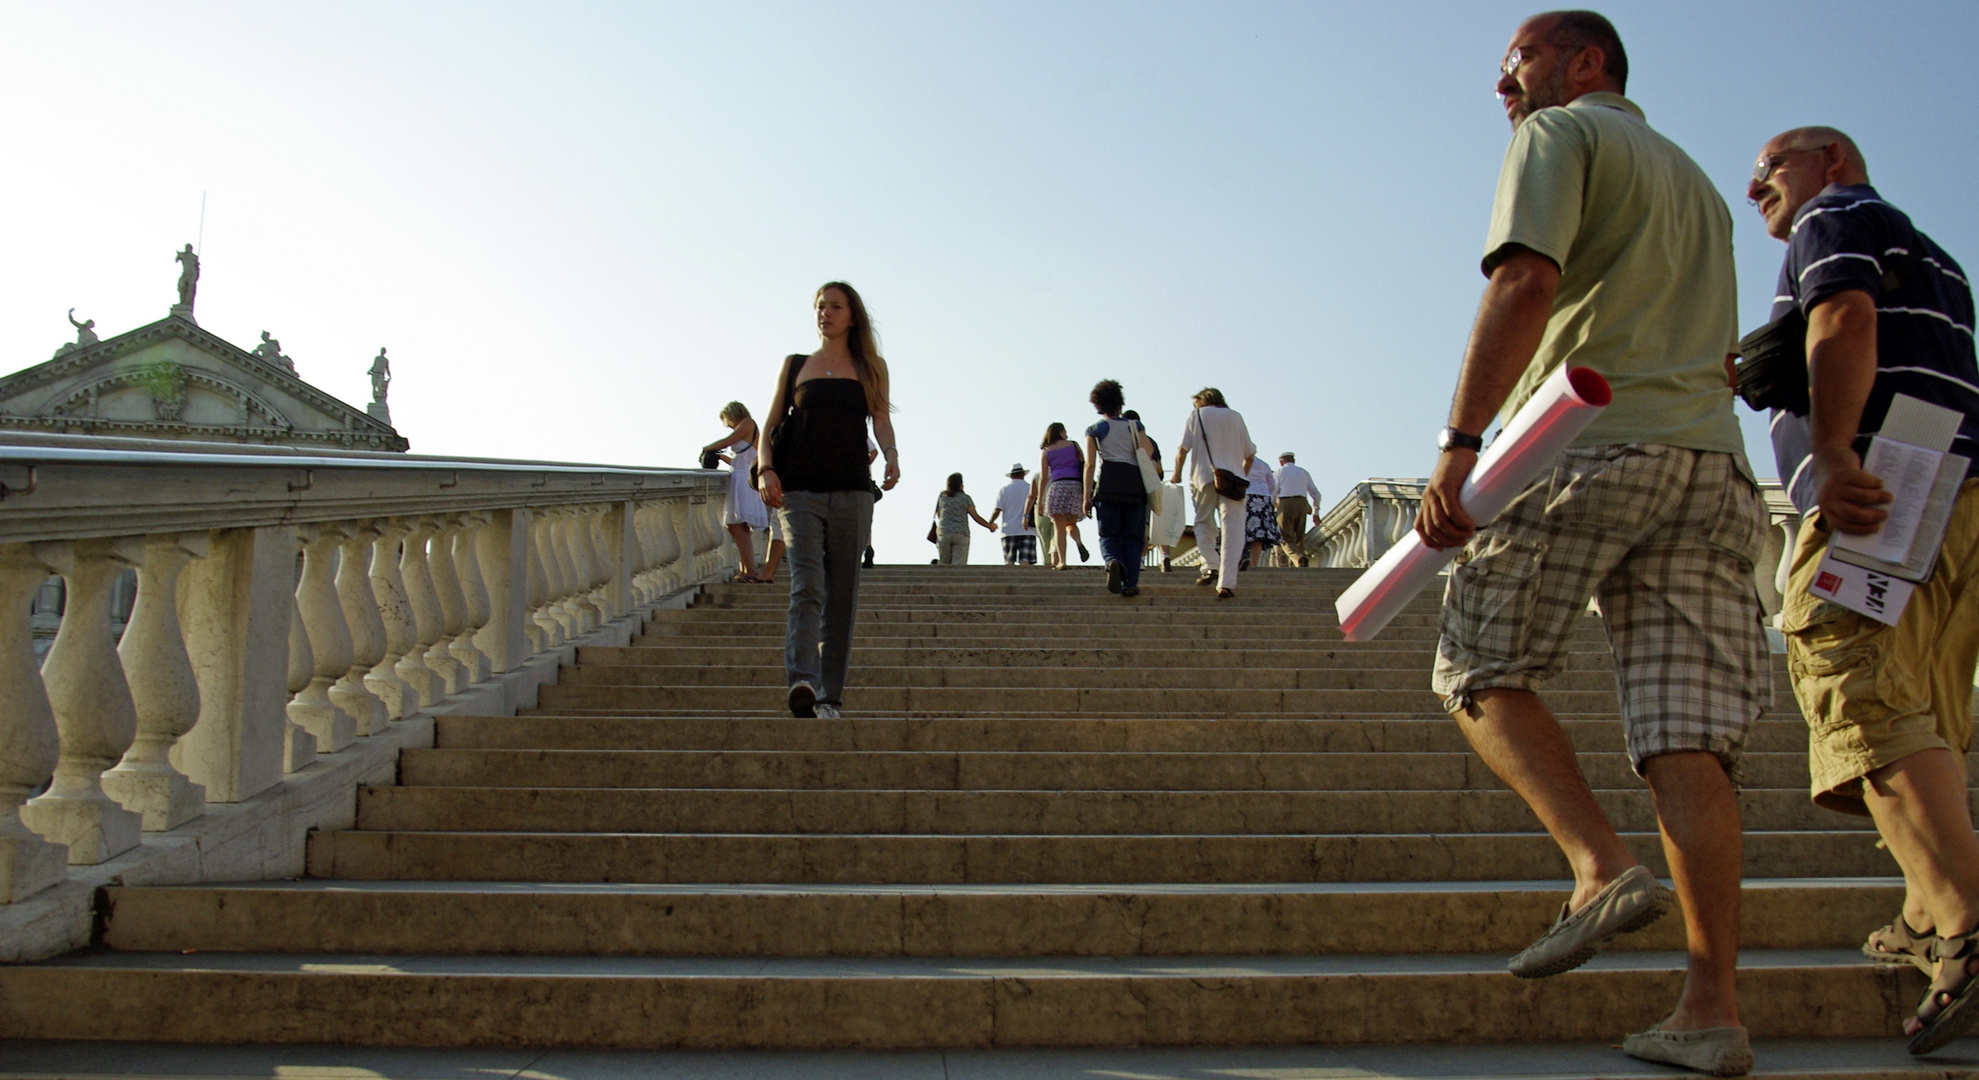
<box><xmin>778</xmin><ymin>378</ymin><xmax>872</xmax><ymax>493</ymax></box>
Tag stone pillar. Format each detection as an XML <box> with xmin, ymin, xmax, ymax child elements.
<box><xmin>365</xmin><ymin>520</ymin><xmax>417</xmax><ymax>720</ymax></box>
<box><xmin>283</xmin><ymin>599</ymin><xmax>319</xmax><ymax>772</ymax></box>
<box><xmin>448</xmin><ymin>515</ymin><xmax>493</xmax><ymax>683</ymax></box>
<box><xmin>174</xmin><ymin>526</ymin><xmax>300</xmax><ymax>802</ymax></box>
<box><xmin>23</xmin><ymin>537</ymin><xmax>145</xmax><ymax>865</ymax></box>
<box><xmin>102</xmin><ymin>533</ymin><xmax>211</xmax><ymax>831</ymax></box>
<box><xmin>395</xmin><ymin>518</ymin><xmax>452</xmax><ymax>705</ymax></box>
<box><xmin>473</xmin><ymin>509</ymin><xmax>530</xmax><ymax>674</ymax></box>
<box><xmin>0</xmin><ymin>544</ymin><xmax>69</xmax><ymax>901</ymax></box>
<box><xmin>288</xmin><ymin>525</ymin><xmax>357</xmax><ymax>753</ymax></box>
<box><xmin>423</xmin><ymin>519</ymin><xmax>469</xmax><ymax>696</ymax></box>
<box><xmin>333</xmin><ymin>522</ymin><xmax>390</xmax><ymax>736</ymax></box>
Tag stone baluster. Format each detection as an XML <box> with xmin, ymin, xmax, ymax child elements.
<box><xmin>548</xmin><ymin>511</ymin><xmax>587</xmax><ymax>634</ymax></box>
<box><xmin>102</xmin><ymin>533</ymin><xmax>212</xmax><ymax>831</ymax></box>
<box><xmin>525</xmin><ymin>514</ymin><xmax>560</xmax><ymax>649</ymax></box>
<box><xmin>332</xmin><ymin>522</ymin><xmax>390</xmax><ymax>736</ymax></box>
<box><xmin>395</xmin><ymin>518</ymin><xmax>452</xmax><ymax>705</ymax></box>
<box><xmin>22</xmin><ymin>537</ymin><xmax>145</xmax><ymax>865</ymax></box>
<box><xmin>447</xmin><ymin>514</ymin><xmax>492</xmax><ymax>684</ymax></box>
<box><xmin>539</xmin><ymin>512</ymin><xmax>580</xmax><ymax>641</ymax></box>
<box><xmin>364</xmin><ymin>520</ymin><xmax>417</xmax><ymax>720</ymax></box>
<box><xmin>520</xmin><ymin>514</ymin><xmax>549</xmax><ymax>653</ymax></box>
<box><xmin>570</xmin><ymin>508</ymin><xmax>605</xmax><ymax>631</ymax></box>
<box><xmin>424</xmin><ymin>519</ymin><xmax>469</xmax><ymax>695</ymax></box>
<box><xmin>639</xmin><ymin>501</ymin><xmax>669</xmax><ymax>602</ymax></box>
<box><xmin>471</xmin><ymin>509</ymin><xmax>531</xmax><ymax>675</ymax></box>
<box><xmin>0</xmin><ymin>544</ymin><xmax>70</xmax><ymax>900</ymax></box>
<box><xmin>287</xmin><ymin>525</ymin><xmax>357</xmax><ymax>753</ymax></box>
<box><xmin>284</xmin><ymin>596</ymin><xmax>319</xmax><ymax>772</ymax></box>
<box><xmin>658</xmin><ymin>499</ymin><xmax>685</xmax><ymax>593</ymax></box>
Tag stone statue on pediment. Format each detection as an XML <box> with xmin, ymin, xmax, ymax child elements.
<box><xmin>174</xmin><ymin>245</ymin><xmax>199</xmax><ymax>310</ymax></box>
<box><xmin>253</xmin><ymin>331</ymin><xmax>296</xmax><ymax>374</ymax></box>
<box><xmin>369</xmin><ymin>348</ymin><xmax>391</xmax><ymax>404</ymax></box>
<box><xmin>66</xmin><ymin>309</ymin><xmax>98</xmax><ymax>347</ymax></box>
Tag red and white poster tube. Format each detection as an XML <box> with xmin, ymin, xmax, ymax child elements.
<box><xmin>1334</xmin><ymin>365</ymin><xmax>1613</xmax><ymax>642</ymax></box>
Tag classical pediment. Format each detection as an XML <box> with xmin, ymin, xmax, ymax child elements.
<box><xmin>0</xmin><ymin>315</ymin><xmax>408</xmax><ymax>451</ymax></box>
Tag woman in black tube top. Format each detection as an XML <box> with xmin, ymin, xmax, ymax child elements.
<box><xmin>754</xmin><ymin>282</ymin><xmax>900</xmax><ymax>719</ymax></box>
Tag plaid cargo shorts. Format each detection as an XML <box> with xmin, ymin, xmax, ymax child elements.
<box><xmin>1431</xmin><ymin>444</ymin><xmax>1773</xmax><ymax>779</ymax></box>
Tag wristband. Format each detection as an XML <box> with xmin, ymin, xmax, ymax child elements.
<box><xmin>1436</xmin><ymin>427</ymin><xmax>1484</xmax><ymax>453</ymax></box>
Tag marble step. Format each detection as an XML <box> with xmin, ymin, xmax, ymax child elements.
<box><xmin>394</xmin><ymin>748</ymin><xmax>1823</xmax><ymax>792</ymax></box>
<box><xmin>1</xmin><ymin>1035</ymin><xmax>1973</xmax><ymax>1080</ymax></box>
<box><xmin>96</xmin><ymin>879</ymin><xmax>1901</xmax><ymax>957</ymax></box>
<box><xmin>530</xmin><ymin>684</ymin><xmax>1801</xmax><ymax>716</ymax></box>
<box><xmin>642</xmin><ymin>609</ymin><xmax>1473</xmax><ymax>629</ymax></box>
<box><xmin>577</xmin><ymin>644</ymin><xmax>1632</xmax><ymax>670</ymax></box>
<box><xmin>303</xmin><ymin>828</ymin><xmax>1902</xmax><ymax>883</ymax></box>
<box><xmin>551</xmin><ymin>663</ymin><xmax>1631</xmax><ymax>691</ymax></box>
<box><xmin>352</xmin><ymin>784</ymin><xmax>1890</xmax><ymax>835</ymax></box>
<box><xmin>0</xmin><ymin>950</ymin><xmax>1922</xmax><ymax>1048</ymax></box>
<box><xmin>434</xmin><ymin>714</ymin><xmax>1826</xmax><ymax>754</ymax></box>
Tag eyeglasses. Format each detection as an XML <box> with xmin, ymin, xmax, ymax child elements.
<box><xmin>1751</xmin><ymin>145</ymin><xmax>1824</xmax><ymax>184</ymax></box>
<box><xmin>1501</xmin><ymin>41</ymin><xmax>1579</xmax><ymax>77</ymax></box>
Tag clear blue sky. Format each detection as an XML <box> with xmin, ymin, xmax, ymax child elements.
<box><xmin>3</xmin><ymin>1</ymin><xmax>1974</xmax><ymax>563</ymax></box>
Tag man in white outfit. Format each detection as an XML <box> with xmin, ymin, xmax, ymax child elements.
<box><xmin>1276</xmin><ymin>452</ymin><xmax>1322</xmax><ymax>567</ymax></box>
<box><xmin>987</xmin><ymin>464</ymin><xmax>1040</xmax><ymax>566</ymax></box>
<box><xmin>1171</xmin><ymin>387</ymin><xmax>1255</xmax><ymax>597</ymax></box>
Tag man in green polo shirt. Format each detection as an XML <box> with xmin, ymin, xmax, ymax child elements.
<box><xmin>1413</xmin><ymin>10</ymin><xmax>1770</xmax><ymax>1076</ymax></box>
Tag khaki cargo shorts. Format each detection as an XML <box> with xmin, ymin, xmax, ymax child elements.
<box><xmin>1432</xmin><ymin>445</ymin><xmax>1773</xmax><ymax>780</ymax></box>
<box><xmin>1781</xmin><ymin>479</ymin><xmax>1979</xmax><ymax>815</ymax></box>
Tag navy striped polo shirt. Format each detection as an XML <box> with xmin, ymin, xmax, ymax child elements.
<box><xmin>1768</xmin><ymin>184</ymin><xmax>1978</xmax><ymax>511</ymax></box>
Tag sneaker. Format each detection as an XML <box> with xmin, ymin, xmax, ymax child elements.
<box><xmin>1622</xmin><ymin>1024</ymin><xmax>1753</xmax><ymax>1077</ymax></box>
<box><xmin>787</xmin><ymin>682</ymin><xmax>818</xmax><ymax>718</ymax></box>
<box><xmin>1105</xmin><ymin>560</ymin><xmax>1124</xmax><ymax>594</ymax></box>
<box><xmin>815</xmin><ymin>703</ymin><xmax>841</xmax><ymax>720</ymax></box>
<box><xmin>1507</xmin><ymin>865</ymin><xmax>1672</xmax><ymax>978</ymax></box>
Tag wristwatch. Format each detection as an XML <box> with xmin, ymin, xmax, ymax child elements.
<box><xmin>1437</xmin><ymin>426</ymin><xmax>1484</xmax><ymax>453</ymax></box>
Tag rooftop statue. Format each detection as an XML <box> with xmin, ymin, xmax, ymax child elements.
<box><xmin>252</xmin><ymin>331</ymin><xmax>296</xmax><ymax>374</ymax></box>
<box><xmin>369</xmin><ymin>348</ymin><xmax>391</xmax><ymax>404</ymax></box>
<box><xmin>174</xmin><ymin>244</ymin><xmax>199</xmax><ymax>310</ymax></box>
<box><xmin>66</xmin><ymin>309</ymin><xmax>98</xmax><ymax>347</ymax></box>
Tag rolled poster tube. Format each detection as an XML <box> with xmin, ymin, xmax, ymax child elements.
<box><xmin>1335</xmin><ymin>365</ymin><xmax>1612</xmax><ymax>642</ymax></box>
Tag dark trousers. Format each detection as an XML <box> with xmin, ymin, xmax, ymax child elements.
<box><xmin>1095</xmin><ymin>499</ymin><xmax>1147</xmax><ymax>589</ymax></box>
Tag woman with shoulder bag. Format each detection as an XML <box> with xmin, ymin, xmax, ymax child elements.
<box><xmin>931</xmin><ymin>473</ymin><xmax>995</xmax><ymax>566</ymax></box>
<box><xmin>700</xmin><ymin>401</ymin><xmax>771</xmax><ymax>582</ymax></box>
<box><xmin>1082</xmin><ymin>380</ymin><xmax>1157</xmax><ymax>598</ymax></box>
<box><xmin>755</xmin><ymin>282</ymin><xmax>900</xmax><ymax>720</ymax></box>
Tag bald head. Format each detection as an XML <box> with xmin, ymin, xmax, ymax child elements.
<box><xmin>1773</xmin><ymin>127</ymin><xmax>1870</xmax><ymax>182</ymax></box>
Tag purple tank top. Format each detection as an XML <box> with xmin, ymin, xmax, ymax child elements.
<box><xmin>1045</xmin><ymin>443</ymin><xmax>1081</xmax><ymax>482</ymax></box>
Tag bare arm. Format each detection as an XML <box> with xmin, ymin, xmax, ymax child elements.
<box><xmin>870</xmin><ymin>401</ymin><xmax>900</xmax><ymax>492</ymax></box>
<box><xmin>756</xmin><ymin>357</ymin><xmax>798</xmax><ymax>508</ymax></box>
<box><xmin>1415</xmin><ymin>248</ymin><xmax>1561</xmax><ymax>550</ymax></box>
<box><xmin>1082</xmin><ymin>435</ymin><xmax>1099</xmax><ymax>512</ymax></box>
<box><xmin>1170</xmin><ymin>444</ymin><xmax>1188</xmax><ymax>485</ymax></box>
<box><xmin>1805</xmin><ymin>289</ymin><xmax>1891</xmax><ymax>534</ymax></box>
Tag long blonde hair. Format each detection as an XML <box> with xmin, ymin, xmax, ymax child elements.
<box><xmin>817</xmin><ymin>281</ymin><xmax>893</xmax><ymax>417</ymax></box>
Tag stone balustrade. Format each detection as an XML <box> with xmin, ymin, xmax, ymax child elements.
<box><xmin>0</xmin><ymin>432</ymin><xmax>731</xmax><ymax>935</ymax></box>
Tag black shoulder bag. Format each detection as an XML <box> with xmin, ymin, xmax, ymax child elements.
<box><xmin>1734</xmin><ymin>252</ymin><xmax>1918</xmax><ymax>416</ymax></box>
<box><xmin>1196</xmin><ymin>409</ymin><xmax>1251</xmax><ymax>501</ymax></box>
<box><xmin>754</xmin><ymin>354</ymin><xmax>806</xmax><ymax>487</ymax></box>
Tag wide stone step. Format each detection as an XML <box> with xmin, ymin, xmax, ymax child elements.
<box><xmin>395</xmin><ymin>748</ymin><xmax>1822</xmax><ymax>791</ymax></box>
<box><xmin>97</xmin><ymin>879</ymin><xmax>1900</xmax><ymax>957</ymax></box>
<box><xmin>577</xmin><ymin>643</ymin><xmax>1631</xmax><ymax>671</ymax></box>
<box><xmin>0</xmin><ymin>950</ymin><xmax>1920</xmax><ymax>1048</ymax></box>
<box><xmin>531</xmin><ymin>684</ymin><xmax>1798</xmax><ymax>716</ymax></box>
<box><xmin>304</xmin><ymin>829</ymin><xmax>1900</xmax><ymax>883</ymax></box>
<box><xmin>353</xmin><ymin>784</ymin><xmax>1884</xmax><ymax>835</ymax></box>
<box><xmin>555</xmin><ymin>664</ymin><xmax>1628</xmax><ymax>692</ymax></box>
<box><xmin>435</xmin><ymin>714</ymin><xmax>1829</xmax><ymax>755</ymax></box>
<box><xmin>641</xmin><ymin>609</ymin><xmax>1482</xmax><ymax>631</ymax></box>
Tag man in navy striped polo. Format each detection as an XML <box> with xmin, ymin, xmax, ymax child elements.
<box><xmin>1750</xmin><ymin>126</ymin><xmax>1979</xmax><ymax>1056</ymax></box>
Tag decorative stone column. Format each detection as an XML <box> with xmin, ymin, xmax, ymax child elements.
<box><xmin>395</xmin><ymin>518</ymin><xmax>453</xmax><ymax>704</ymax></box>
<box><xmin>535</xmin><ymin>513</ymin><xmax>577</xmax><ymax>642</ymax></box>
<box><xmin>284</xmin><ymin>599</ymin><xmax>318</xmax><ymax>772</ymax></box>
<box><xmin>102</xmin><ymin>532</ymin><xmax>212</xmax><ymax>831</ymax></box>
<box><xmin>333</xmin><ymin>522</ymin><xmax>390</xmax><ymax>736</ymax></box>
<box><xmin>287</xmin><ymin>525</ymin><xmax>357</xmax><ymax>753</ymax></box>
<box><xmin>0</xmin><ymin>544</ymin><xmax>70</xmax><ymax>900</ymax></box>
<box><xmin>523</xmin><ymin>514</ymin><xmax>553</xmax><ymax>652</ymax></box>
<box><xmin>364</xmin><ymin>520</ymin><xmax>416</xmax><ymax>720</ymax></box>
<box><xmin>423</xmin><ymin>519</ymin><xmax>469</xmax><ymax>696</ymax></box>
<box><xmin>472</xmin><ymin>509</ymin><xmax>530</xmax><ymax>675</ymax></box>
<box><xmin>23</xmin><ymin>537</ymin><xmax>146</xmax><ymax>865</ymax></box>
<box><xmin>448</xmin><ymin>514</ymin><xmax>493</xmax><ymax>684</ymax></box>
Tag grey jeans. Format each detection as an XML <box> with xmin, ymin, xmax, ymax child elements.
<box><xmin>778</xmin><ymin>489</ymin><xmax>874</xmax><ymax>705</ymax></box>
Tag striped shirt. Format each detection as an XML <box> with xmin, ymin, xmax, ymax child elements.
<box><xmin>1768</xmin><ymin>184</ymin><xmax>1978</xmax><ymax>513</ymax></box>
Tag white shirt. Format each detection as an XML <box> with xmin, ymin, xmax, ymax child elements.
<box><xmin>1276</xmin><ymin>463</ymin><xmax>1320</xmax><ymax>505</ymax></box>
<box><xmin>1175</xmin><ymin>406</ymin><xmax>1256</xmax><ymax>487</ymax></box>
<box><xmin>1246</xmin><ymin>458</ymin><xmax>1274</xmax><ymax>497</ymax></box>
<box><xmin>994</xmin><ymin>478</ymin><xmax>1035</xmax><ymax>536</ymax></box>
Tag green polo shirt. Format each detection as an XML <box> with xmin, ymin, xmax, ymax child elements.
<box><xmin>1485</xmin><ymin>92</ymin><xmax>1744</xmax><ymax>453</ymax></box>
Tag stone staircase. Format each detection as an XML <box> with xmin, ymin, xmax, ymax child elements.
<box><xmin>3</xmin><ymin>567</ymin><xmax>1972</xmax><ymax>1070</ymax></box>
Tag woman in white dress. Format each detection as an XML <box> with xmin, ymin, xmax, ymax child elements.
<box><xmin>702</xmin><ymin>401</ymin><xmax>771</xmax><ymax>582</ymax></box>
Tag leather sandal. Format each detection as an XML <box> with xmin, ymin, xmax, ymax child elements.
<box><xmin>1909</xmin><ymin>928</ymin><xmax>1979</xmax><ymax>1055</ymax></box>
<box><xmin>1864</xmin><ymin>914</ymin><xmax>1937</xmax><ymax>975</ymax></box>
